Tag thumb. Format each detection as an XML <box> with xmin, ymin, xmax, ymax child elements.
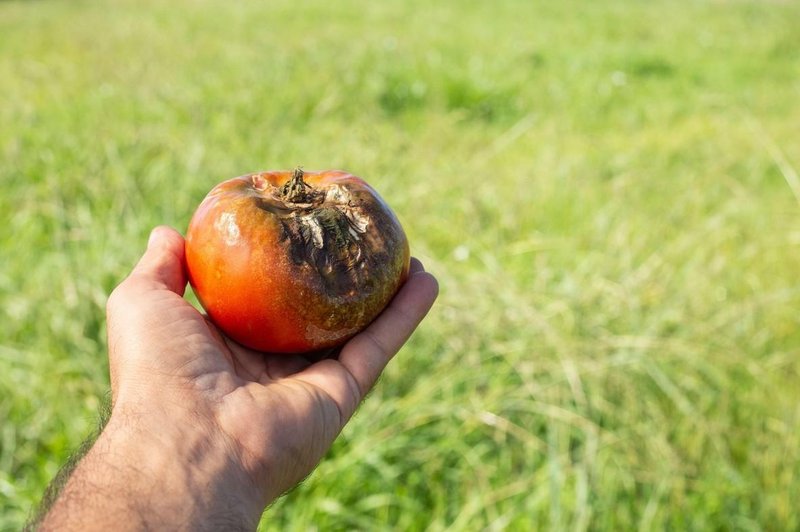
<box><xmin>129</xmin><ymin>226</ymin><xmax>188</xmax><ymax>296</ymax></box>
<box><xmin>106</xmin><ymin>227</ymin><xmax>189</xmax><ymax>405</ymax></box>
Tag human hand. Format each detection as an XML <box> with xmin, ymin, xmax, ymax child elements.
<box><xmin>39</xmin><ymin>226</ymin><xmax>438</xmax><ymax>531</ymax></box>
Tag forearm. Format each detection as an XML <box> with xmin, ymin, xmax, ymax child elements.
<box><xmin>37</xmin><ymin>411</ymin><xmax>263</xmax><ymax>531</ymax></box>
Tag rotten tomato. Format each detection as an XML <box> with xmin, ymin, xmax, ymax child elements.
<box><xmin>185</xmin><ymin>168</ymin><xmax>410</xmax><ymax>353</ymax></box>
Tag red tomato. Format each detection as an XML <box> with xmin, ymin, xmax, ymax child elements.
<box><xmin>185</xmin><ymin>168</ymin><xmax>410</xmax><ymax>353</ymax></box>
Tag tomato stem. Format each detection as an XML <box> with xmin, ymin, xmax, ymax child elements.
<box><xmin>282</xmin><ymin>167</ymin><xmax>312</xmax><ymax>203</ymax></box>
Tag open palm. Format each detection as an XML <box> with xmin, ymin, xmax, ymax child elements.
<box><xmin>106</xmin><ymin>226</ymin><xmax>438</xmax><ymax>505</ymax></box>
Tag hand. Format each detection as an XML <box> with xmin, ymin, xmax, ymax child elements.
<box><xmin>39</xmin><ymin>226</ymin><xmax>438</xmax><ymax>531</ymax></box>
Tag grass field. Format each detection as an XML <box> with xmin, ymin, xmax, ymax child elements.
<box><xmin>2</xmin><ymin>0</ymin><xmax>800</xmax><ymax>529</ymax></box>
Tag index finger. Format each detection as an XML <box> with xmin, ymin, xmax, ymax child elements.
<box><xmin>338</xmin><ymin>258</ymin><xmax>439</xmax><ymax>397</ymax></box>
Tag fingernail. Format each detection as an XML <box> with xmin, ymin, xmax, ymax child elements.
<box><xmin>147</xmin><ymin>228</ymin><xmax>163</xmax><ymax>249</ymax></box>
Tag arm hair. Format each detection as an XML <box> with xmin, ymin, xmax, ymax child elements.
<box><xmin>24</xmin><ymin>394</ymin><xmax>112</xmax><ymax>531</ymax></box>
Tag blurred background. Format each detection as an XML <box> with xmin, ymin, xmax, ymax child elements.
<box><xmin>2</xmin><ymin>0</ymin><xmax>799</xmax><ymax>529</ymax></box>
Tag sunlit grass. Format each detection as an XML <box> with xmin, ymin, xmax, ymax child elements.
<box><xmin>2</xmin><ymin>0</ymin><xmax>800</xmax><ymax>529</ymax></box>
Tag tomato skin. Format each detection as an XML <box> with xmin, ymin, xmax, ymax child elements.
<box><xmin>185</xmin><ymin>169</ymin><xmax>410</xmax><ymax>353</ymax></box>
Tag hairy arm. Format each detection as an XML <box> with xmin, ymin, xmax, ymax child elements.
<box><xmin>35</xmin><ymin>408</ymin><xmax>259</xmax><ymax>531</ymax></box>
<box><xmin>26</xmin><ymin>399</ymin><xmax>111</xmax><ymax>531</ymax></box>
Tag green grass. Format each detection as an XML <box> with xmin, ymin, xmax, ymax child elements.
<box><xmin>2</xmin><ymin>0</ymin><xmax>800</xmax><ymax>529</ymax></box>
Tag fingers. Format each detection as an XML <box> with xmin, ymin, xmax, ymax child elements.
<box><xmin>409</xmin><ymin>257</ymin><xmax>425</xmax><ymax>275</ymax></box>
<box><xmin>128</xmin><ymin>226</ymin><xmax>188</xmax><ymax>296</ymax></box>
<box><xmin>292</xmin><ymin>359</ymin><xmax>363</xmax><ymax>426</ymax></box>
<box><xmin>338</xmin><ymin>258</ymin><xmax>439</xmax><ymax>398</ymax></box>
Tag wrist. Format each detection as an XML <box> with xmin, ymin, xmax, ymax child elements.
<box><xmin>109</xmin><ymin>405</ymin><xmax>264</xmax><ymax>528</ymax></box>
<box><xmin>41</xmin><ymin>403</ymin><xmax>264</xmax><ymax>531</ymax></box>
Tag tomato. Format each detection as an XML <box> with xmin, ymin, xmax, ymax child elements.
<box><xmin>185</xmin><ymin>168</ymin><xmax>410</xmax><ymax>353</ymax></box>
